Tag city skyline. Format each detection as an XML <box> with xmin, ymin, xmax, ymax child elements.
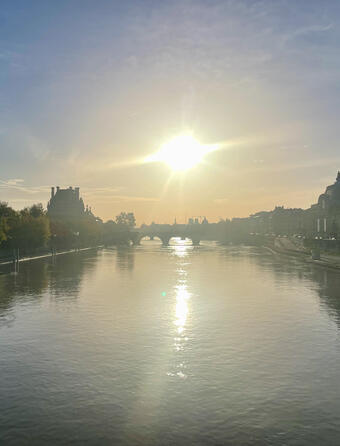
<box><xmin>2</xmin><ymin>1</ymin><xmax>340</xmax><ymax>223</ymax></box>
<box><xmin>3</xmin><ymin>171</ymin><xmax>340</xmax><ymax>226</ymax></box>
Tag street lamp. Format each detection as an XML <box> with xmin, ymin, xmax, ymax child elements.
<box><xmin>74</xmin><ymin>232</ymin><xmax>80</xmax><ymax>251</ymax></box>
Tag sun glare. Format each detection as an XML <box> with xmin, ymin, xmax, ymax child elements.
<box><xmin>147</xmin><ymin>133</ymin><xmax>218</xmax><ymax>171</ymax></box>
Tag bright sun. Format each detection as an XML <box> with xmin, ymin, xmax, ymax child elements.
<box><xmin>147</xmin><ymin>133</ymin><xmax>217</xmax><ymax>171</ymax></box>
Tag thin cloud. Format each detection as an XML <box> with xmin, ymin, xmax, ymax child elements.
<box><xmin>289</xmin><ymin>23</ymin><xmax>333</xmax><ymax>39</ymax></box>
<box><xmin>0</xmin><ymin>179</ymin><xmax>50</xmax><ymax>195</ymax></box>
<box><xmin>90</xmin><ymin>194</ymin><xmax>159</xmax><ymax>204</ymax></box>
<box><xmin>6</xmin><ymin>178</ymin><xmax>24</xmax><ymax>185</ymax></box>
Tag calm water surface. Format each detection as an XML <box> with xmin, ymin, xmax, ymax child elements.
<box><xmin>1</xmin><ymin>240</ymin><xmax>340</xmax><ymax>445</ymax></box>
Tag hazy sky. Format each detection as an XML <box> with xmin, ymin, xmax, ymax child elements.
<box><xmin>1</xmin><ymin>0</ymin><xmax>340</xmax><ymax>223</ymax></box>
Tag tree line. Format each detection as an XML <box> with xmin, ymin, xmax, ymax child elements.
<box><xmin>0</xmin><ymin>202</ymin><xmax>136</xmax><ymax>256</ymax></box>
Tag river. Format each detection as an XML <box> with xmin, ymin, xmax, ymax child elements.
<box><xmin>1</xmin><ymin>239</ymin><xmax>340</xmax><ymax>445</ymax></box>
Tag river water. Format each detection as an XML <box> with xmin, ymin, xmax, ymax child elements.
<box><xmin>1</xmin><ymin>240</ymin><xmax>340</xmax><ymax>445</ymax></box>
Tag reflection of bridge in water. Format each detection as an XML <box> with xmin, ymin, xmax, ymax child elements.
<box><xmin>131</xmin><ymin>224</ymin><xmax>206</xmax><ymax>246</ymax></box>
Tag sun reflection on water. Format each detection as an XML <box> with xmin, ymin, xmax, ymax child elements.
<box><xmin>174</xmin><ymin>285</ymin><xmax>190</xmax><ymax>334</ymax></box>
<box><xmin>166</xmin><ymin>238</ymin><xmax>193</xmax><ymax>379</ymax></box>
<box><xmin>168</xmin><ymin>282</ymin><xmax>191</xmax><ymax>379</ymax></box>
<box><xmin>171</xmin><ymin>238</ymin><xmax>192</xmax><ymax>258</ymax></box>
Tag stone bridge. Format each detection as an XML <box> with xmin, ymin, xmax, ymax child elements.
<box><xmin>131</xmin><ymin>225</ymin><xmax>205</xmax><ymax>246</ymax></box>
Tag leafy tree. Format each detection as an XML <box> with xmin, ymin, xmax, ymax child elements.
<box><xmin>115</xmin><ymin>212</ymin><xmax>136</xmax><ymax>229</ymax></box>
<box><xmin>49</xmin><ymin>219</ymin><xmax>74</xmax><ymax>249</ymax></box>
<box><xmin>8</xmin><ymin>213</ymin><xmax>50</xmax><ymax>252</ymax></box>
<box><xmin>77</xmin><ymin>215</ymin><xmax>101</xmax><ymax>246</ymax></box>
<box><xmin>0</xmin><ymin>202</ymin><xmax>17</xmax><ymax>247</ymax></box>
<box><xmin>102</xmin><ymin>220</ymin><xmax>117</xmax><ymax>236</ymax></box>
<box><xmin>0</xmin><ymin>202</ymin><xmax>16</xmax><ymax>218</ymax></box>
<box><xmin>29</xmin><ymin>203</ymin><xmax>45</xmax><ymax>218</ymax></box>
<box><xmin>0</xmin><ymin>218</ymin><xmax>8</xmax><ymax>244</ymax></box>
<box><xmin>102</xmin><ymin>218</ymin><xmax>133</xmax><ymax>245</ymax></box>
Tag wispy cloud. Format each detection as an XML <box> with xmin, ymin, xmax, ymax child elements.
<box><xmin>83</xmin><ymin>187</ymin><xmax>159</xmax><ymax>204</ymax></box>
<box><xmin>6</xmin><ymin>178</ymin><xmax>24</xmax><ymax>185</ymax></box>
<box><xmin>0</xmin><ymin>179</ymin><xmax>50</xmax><ymax>195</ymax></box>
<box><xmin>282</xmin><ymin>23</ymin><xmax>333</xmax><ymax>46</ymax></box>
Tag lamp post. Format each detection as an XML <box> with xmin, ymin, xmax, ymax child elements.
<box><xmin>52</xmin><ymin>234</ymin><xmax>57</xmax><ymax>256</ymax></box>
<box><xmin>75</xmin><ymin>232</ymin><xmax>80</xmax><ymax>251</ymax></box>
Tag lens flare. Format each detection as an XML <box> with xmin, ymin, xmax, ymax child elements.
<box><xmin>146</xmin><ymin>133</ymin><xmax>218</xmax><ymax>171</ymax></box>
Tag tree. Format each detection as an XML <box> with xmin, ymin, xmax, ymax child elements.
<box><xmin>29</xmin><ymin>203</ymin><xmax>45</xmax><ymax>218</ymax></box>
<box><xmin>0</xmin><ymin>218</ymin><xmax>8</xmax><ymax>244</ymax></box>
<box><xmin>0</xmin><ymin>202</ymin><xmax>17</xmax><ymax>247</ymax></box>
<box><xmin>115</xmin><ymin>212</ymin><xmax>136</xmax><ymax>229</ymax></box>
<box><xmin>77</xmin><ymin>215</ymin><xmax>101</xmax><ymax>246</ymax></box>
<box><xmin>49</xmin><ymin>219</ymin><xmax>74</xmax><ymax>249</ymax></box>
<box><xmin>8</xmin><ymin>213</ymin><xmax>50</xmax><ymax>252</ymax></box>
<box><xmin>2</xmin><ymin>203</ymin><xmax>50</xmax><ymax>252</ymax></box>
<box><xmin>0</xmin><ymin>202</ymin><xmax>16</xmax><ymax>219</ymax></box>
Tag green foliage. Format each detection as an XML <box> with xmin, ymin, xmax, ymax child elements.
<box><xmin>0</xmin><ymin>202</ymin><xmax>50</xmax><ymax>252</ymax></box>
<box><xmin>101</xmin><ymin>219</ymin><xmax>130</xmax><ymax>245</ymax></box>
<box><xmin>21</xmin><ymin>203</ymin><xmax>45</xmax><ymax>218</ymax></box>
<box><xmin>0</xmin><ymin>202</ymin><xmax>16</xmax><ymax>246</ymax></box>
<box><xmin>115</xmin><ymin>212</ymin><xmax>136</xmax><ymax>229</ymax></box>
<box><xmin>0</xmin><ymin>218</ymin><xmax>8</xmax><ymax>243</ymax></box>
<box><xmin>8</xmin><ymin>213</ymin><xmax>50</xmax><ymax>251</ymax></box>
<box><xmin>77</xmin><ymin>215</ymin><xmax>101</xmax><ymax>246</ymax></box>
<box><xmin>49</xmin><ymin>219</ymin><xmax>74</xmax><ymax>248</ymax></box>
<box><xmin>0</xmin><ymin>200</ymin><xmax>137</xmax><ymax>253</ymax></box>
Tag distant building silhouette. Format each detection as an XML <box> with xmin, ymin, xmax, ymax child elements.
<box><xmin>247</xmin><ymin>172</ymin><xmax>340</xmax><ymax>238</ymax></box>
<box><xmin>306</xmin><ymin>171</ymin><xmax>340</xmax><ymax>237</ymax></box>
<box><xmin>221</xmin><ymin>172</ymin><xmax>340</xmax><ymax>239</ymax></box>
<box><xmin>47</xmin><ymin>186</ymin><xmax>92</xmax><ymax>219</ymax></box>
<box><xmin>315</xmin><ymin>171</ymin><xmax>340</xmax><ymax>212</ymax></box>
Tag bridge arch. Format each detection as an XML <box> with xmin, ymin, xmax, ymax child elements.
<box><xmin>131</xmin><ymin>233</ymin><xmax>163</xmax><ymax>245</ymax></box>
<box><xmin>159</xmin><ymin>235</ymin><xmax>201</xmax><ymax>246</ymax></box>
<box><xmin>131</xmin><ymin>232</ymin><xmax>201</xmax><ymax>246</ymax></box>
<box><xmin>139</xmin><ymin>235</ymin><xmax>162</xmax><ymax>243</ymax></box>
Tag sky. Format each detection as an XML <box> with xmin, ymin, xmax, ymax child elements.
<box><xmin>1</xmin><ymin>0</ymin><xmax>340</xmax><ymax>224</ymax></box>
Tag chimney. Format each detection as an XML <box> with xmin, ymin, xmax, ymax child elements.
<box><xmin>51</xmin><ymin>187</ymin><xmax>55</xmax><ymax>198</ymax></box>
<box><xmin>56</xmin><ymin>186</ymin><xmax>60</xmax><ymax>192</ymax></box>
<box><xmin>75</xmin><ymin>187</ymin><xmax>80</xmax><ymax>200</ymax></box>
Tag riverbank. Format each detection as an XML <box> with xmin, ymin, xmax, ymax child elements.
<box><xmin>266</xmin><ymin>237</ymin><xmax>340</xmax><ymax>271</ymax></box>
<box><xmin>0</xmin><ymin>246</ymin><xmax>103</xmax><ymax>268</ymax></box>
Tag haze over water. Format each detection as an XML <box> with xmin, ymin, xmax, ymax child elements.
<box><xmin>1</xmin><ymin>240</ymin><xmax>340</xmax><ymax>445</ymax></box>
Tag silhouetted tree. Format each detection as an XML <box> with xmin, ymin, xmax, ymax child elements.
<box><xmin>0</xmin><ymin>219</ymin><xmax>8</xmax><ymax>244</ymax></box>
<box><xmin>0</xmin><ymin>202</ymin><xmax>17</xmax><ymax>247</ymax></box>
<box><xmin>7</xmin><ymin>212</ymin><xmax>50</xmax><ymax>252</ymax></box>
<box><xmin>49</xmin><ymin>219</ymin><xmax>74</xmax><ymax>249</ymax></box>
<box><xmin>0</xmin><ymin>201</ymin><xmax>16</xmax><ymax>218</ymax></box>
<box><xmin>28</xmin><ymin>203</ymin><xmax>45</xmax><ymax>218</ymax></box>
<box><xmin>115</xmin><ymin>212</ymin><xmax>136</xmax><ymax>229</ymax></box>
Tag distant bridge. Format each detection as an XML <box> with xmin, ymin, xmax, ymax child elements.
<box><xmin>131</xmin><ymin>224</ymin><xmax>207</xmax><ymax>246</ymax></box>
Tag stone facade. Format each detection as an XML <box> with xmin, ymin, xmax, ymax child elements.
<box><xmin>317</xmin><ymin>171</ymin><xmax>340</xmax><ymax>212</ymax></box>
<box><xmin>47</xmin><ymin>186</ymin><xmax>86</xmax><ymax>219</ymax></box>
<box><xmin>309</xmin><ymin>172</ymin><xmax>340</xmax><ymax>237</ymax></box>
<box><xmin>236</xmin><ymin>172</ymin><xmax>340</xmax><ymax>238</ymax></box>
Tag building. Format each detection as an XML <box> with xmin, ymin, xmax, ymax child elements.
<box><xmin>316</xmin><ymin>171</ymin><xmax>340</xmax><ymax>212</ymax></box>
<box><xmin>47</xmin><ymin>186</ymin><xmax>89</xmax><ymax>219</ymax></box>
<box><xmin>308</xmin><ymin>172</ymin><xmax>340</xmax><ymax>237</ymax></box>
<box><xmin>247</xmin><ymin>172</ymin><xmax>340</xmax><ymax>237</ymax></box>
